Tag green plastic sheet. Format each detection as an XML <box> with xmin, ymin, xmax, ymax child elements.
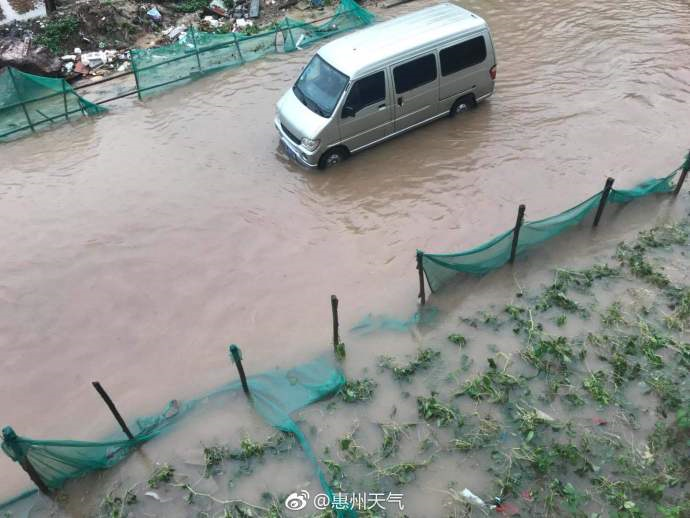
<box><xmin>1</xmin><ymin>350</ymin><xmax>350</xmax><ymax>515</ymax></box>
<box><xmin>0</xmin><ymin>67</ymin><xmax>106</xmax><ymax>141</ymax></box>
<box><xmin>131</xmin><ymin>0</ymin><xmax>375</xmax><ymax>97</ymax></box>
<box><xmin>422</xmin><ymin>163</ymin><xmax>685</xmax><ymax>292</ymax></box>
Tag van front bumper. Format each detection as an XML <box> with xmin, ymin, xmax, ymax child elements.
<box><xmin>274</xmin><ymin>117</ymin><xmax>319</xmax><ymax>168</ymax></box>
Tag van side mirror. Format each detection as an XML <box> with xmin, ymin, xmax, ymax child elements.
<box><xmin>342</xmin><ymin>105</ymin><xmax>356</xmax><ymax>118</ymax></box>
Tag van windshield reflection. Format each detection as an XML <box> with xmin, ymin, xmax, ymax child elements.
<box><xmin>293</xmin><ymin>55</ymin><xmax>349</xmax><ymax>118</ymax></box>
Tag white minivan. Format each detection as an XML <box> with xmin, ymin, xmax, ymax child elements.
<box><xmin>275</xmin><ymin>3</ymin><xmax>496</xmax><ymax>169</ymax></box>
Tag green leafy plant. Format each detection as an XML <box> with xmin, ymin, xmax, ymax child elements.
<box><xmin>417</xmin><ymin>393</ymin><xmax>460</xmax><ymax>427</ymax></box>
<box><xmin>175</xmin><ymin>0</ymin><xmax>209</xmax><ymax>12</ymax></box>
<box><xmin>583</xmin><ymin>371</ymin><xmax>612</xmax><ymax>405</ymax></box>
<box><xmin>448</xmin><ymin>334</ymin><xmax>467</xmax><ymax>346</ymax></box>
<box><xmin>36</xmin><ymin>16</ymin><xmax>80</xmax><ymax>53</ymax></box>
<box><xmin>379</xmin><ymin>348</ymin><xmax>440</xmax><ymax>380</ymax></box>
<box><xmin>338</xmin><ymin>378</ymin><xmax>376</xmax><ymax>402</ymax></box>
<box><xmin>457</xmin><ymin>365</ymin><xmax>520</xmax><ymax>403</ymax></box>
<box><xmin>148</xmin><ymin>463</ymin><xmax>175</xmax><ymax>488</ymax></box>
<box><xmin>334</xmin><ymin>341</ymin><xmax>346</xmax><ymax>361</ymax></box>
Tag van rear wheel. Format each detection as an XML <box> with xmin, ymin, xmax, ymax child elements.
<box><xmin>449</xmin><ymin>95</ymin><xmax>476</xmax><ymax>117</ymax></box>
<box><xmin>318</xmin><ymin>147</ymin><xmax>347</xmax><ymax>170</ymax></box>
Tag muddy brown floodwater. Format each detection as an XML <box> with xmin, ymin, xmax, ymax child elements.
<box><xmin>1</xmin><ymin>0</ymin><xmax>689</xmax><ymax>505</ymax></box>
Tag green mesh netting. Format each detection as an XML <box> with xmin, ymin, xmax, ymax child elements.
<box><xmin>131</xmin><ymin>0</ymin><xmax>375</xmax><ymax>97</ymax></box>
<box><xmin>351</xmin><ymin>306</ymin><xmax>439</xmax><ymax>334</ymax></box>
<box><xmin>609</xmin><ymin>169</ymin><xmax>678</xmax><ymax>203</ymax></box>
<box><xmin>0</xmin><ymin>67</ymin><xmax>106</xmax><ymax>140</ymax></box>
<box><xmin>1</xmin><ymin>349</ymin><xmax>352</xmax><ymax>516</ymax></box>
<box><xmin>422</xmin><ymin>164</ymin><xmax>685</xmax><ymax>292</ymax></box>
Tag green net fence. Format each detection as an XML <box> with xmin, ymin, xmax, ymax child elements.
<box><xmin>421</xmin><ymin>162</ymin><xmax>687</xmax><ymax>293</ymax></box>
<box><xmin>131</xmin><ymin>0</ymin><xmax>375</xmax><ymax>97</ymax></box>
<box><xmin>0</xmin><ymin>67</ymin><xmax>106</xmax><ymax>141</ymax></box>
<box><xmin>1</xmin><ymin>349</ymin><xmax>352</xmax><ymax>516</ymax></box>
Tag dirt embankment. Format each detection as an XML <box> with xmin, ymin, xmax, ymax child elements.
<box><xmin>1</xmin><ymin>0</ymin><xmax>371</xmax><ymax>77</ymax></box>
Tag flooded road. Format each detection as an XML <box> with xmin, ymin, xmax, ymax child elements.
<box><xmin>1</xmin><ymin>0</ymin><xmax>689</xmax><ymax>501</ymax></box>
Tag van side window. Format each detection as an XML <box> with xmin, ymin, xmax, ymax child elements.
<box><xmin>343</xmin><ymin>71</ymin><xmax>386</xmax><ymax>115</ymax></box>
<box><xmin>439</xmin><ymin>36</ymin><xmax>487</xmax><ymax>76</ymax></box>
<box><xmin>393</xmin><ymin>54</ymin><xmax>437</xmax><ymax>94</ymax></box>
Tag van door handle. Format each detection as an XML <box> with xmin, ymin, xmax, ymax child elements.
<box><xmin>397</xmin><ymin>97</ymin><xmax>403</xmax><ymax>107</ymax></box>
<box><xmin>378</xmin><ymin>103</ymin><xmax>386</xmax><ymax>110</ymax></box>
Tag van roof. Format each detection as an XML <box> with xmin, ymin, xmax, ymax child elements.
<box><xmin>318</xmin><ymin>3</ymin><xmax>488</xmax><ymax>79</ymax></box>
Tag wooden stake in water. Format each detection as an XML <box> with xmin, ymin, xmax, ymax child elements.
<box><xmin>510</xmin><ymin>204</ymin><xmax>526</xmax><ymax>264</ymax></box>
<box><xmin>2</xmin><ymin>426</ymin><xmax>51</xmax><ymax>495</ymax></box>
<box><xmin>229</xmin><ymin>344</ymin><xmax>250</xmax><ymax>397</ymax></box>
<box><xmin>416</xmin><ymin>251</ymin><xmax>426</xmax><ymax>305</ymax></box>
<box><xmin>674</xmin><ymin>151</ymin><xmax>690</xmax><ymax>195</ymax></box>
<box><xmin>92</xmin><ymin>381</ymin><xmax>135</xmax><ymax>440</ymax></box>
<box><xmin>331</xmin><ymin>295</ymin><xmax>340</xmax><ymax>347</ymax></box>
<box><xmin>593</xmin><ymin>177</ymin><xmax>615</xmax><ymax>227</ymax></box>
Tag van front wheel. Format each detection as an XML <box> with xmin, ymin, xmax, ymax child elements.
<box><xmin>449</xmin><ymin>95</ymin><xmax>476</xmax><ymax>117</ymax></box>
<box><xmin>318</xmin><ymin>147</ymin><xmax>348</xmax><ymax>169</ymax></box>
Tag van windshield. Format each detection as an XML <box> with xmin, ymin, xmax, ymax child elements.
<box><xmin>293</xmin><ymin>55</ymin><xmax>349</xmax><ymax>118</ymax></box>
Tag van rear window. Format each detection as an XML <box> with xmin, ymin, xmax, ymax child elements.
<box><xmin>393</xmin><ymin>54</ymin><xmax>437</xmax><ymax>94</ymax></box>
<box><xmin>440</xmin><ymin>36</ymin><xmax>487</xmax><ymax>76</ymax></box>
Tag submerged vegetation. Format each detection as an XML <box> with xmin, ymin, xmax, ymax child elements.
<box><xmin>20</xmin><ymin>218</ymin><xmax>690</xmax><ymax>517</ymax></box>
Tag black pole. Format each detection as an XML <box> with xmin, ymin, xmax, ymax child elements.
<box><xmin>593</xmin><ymin>177</ymin><xmax>615</xmax><ymax>227</ymax></box>
<box><xmin>674</xmin><ymin>151</ymin><xmax>690</xmax><ymax>196</ymax></box>
<box><xmin>416</xmin><ymin>251</ymin><xmax>426</xmax><ymax>305</ymax></box>
<box><xmin>91</xmin><ymin>382</ymin><xmax>135</xmax><ymax>440</ymax></box>
<box><xmin>509</xmin><ymin>204</ymin><xmax>526</xmax><ymax>264</ymax></box>
<box><xmin>331</xmin><ymin>295</ymin><xmax>340</xmax><ymax>347</ymax></box>
<box><xmin>2</xmin><ymin>427</ymin><xmax>51</xmax><ymax>495</ymax></box>
<box><xmin>229</xmin><ymin>344</ymin><xmax>250</xmax><ymax>397</ymax></box>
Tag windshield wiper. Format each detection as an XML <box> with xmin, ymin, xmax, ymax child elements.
<box><xmin>293</xmin><ymin>84</ymin><xmax>327</xmax><ymax>117</ymax></box>
<box><xmin>310</xmin><ymin>101</ymin><xmax>327</xmax><ymax>118</ymax></box>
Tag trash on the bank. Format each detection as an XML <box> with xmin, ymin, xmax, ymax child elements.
<box><xmin>147</xmin><ymin>6</ymin><xmax>162</xmax><ymax>22</ymax></box>
<box><xmin>460</xmin><ymin>488</ymin><xmax>486</xmax><ymax>508</ymax></box>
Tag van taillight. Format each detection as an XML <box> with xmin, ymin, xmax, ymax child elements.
<box><xmin>490</xmin><ymin>65</ymin><xmax>497</xmax><ymax>80</ymax></box>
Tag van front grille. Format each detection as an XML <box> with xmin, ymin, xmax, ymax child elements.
<box><xmin>281</xmin><ymin>123</ymin><xmax>300</xmax><ymax>145</ymax></box>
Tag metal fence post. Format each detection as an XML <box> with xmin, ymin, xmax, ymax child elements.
<box><xmin>7</xmin><ymin>68</ymin><xmax>35</xmax><ymax>133</ymax></box>
<box><xmin>62</xmin><ymin>80</ymin><xmax>69</xmax><ymax>121</ymax></box>
<box><xmin>190</xmin><ymin>27</ymin><xmax>203</xmax><ymax>73</ymax></box>
<box><xmin>130</xmin><ymin>51</ymin><xmax>143</xmax><ymax>101</ymax></box>
<box><xmin>284</xmin><ymin>19</ymin><xmax>297</xmax><ymax>51</ymax></box>
<box><xmin>593</xmin><ymin>177</ymin><xmax>615</xmax><ymax>227</ymax></box>
<box><xmin>509</xmin><ymin>204</ymin><xmax>526</xmax><ymax>264</ymax></box>
<box><xmin>233</xmin><ymin>32</ymin><xmax>245</xmax><ymax>63</ymax></box>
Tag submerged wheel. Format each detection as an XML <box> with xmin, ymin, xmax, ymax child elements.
<box><xmin>318</xmin><ymin>147</ymin><xmax>347</xmax><ymax>170</ymax></box>
<box><xmin>449</xmin><ymin>95</ymin><xmax>477</xmax><ymax>117</ymax></box>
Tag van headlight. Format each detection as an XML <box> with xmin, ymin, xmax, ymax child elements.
<box><xmin>301</xmin><ymin>137</ymin><xmax>320</xmax><ymax>152</ymax></box>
